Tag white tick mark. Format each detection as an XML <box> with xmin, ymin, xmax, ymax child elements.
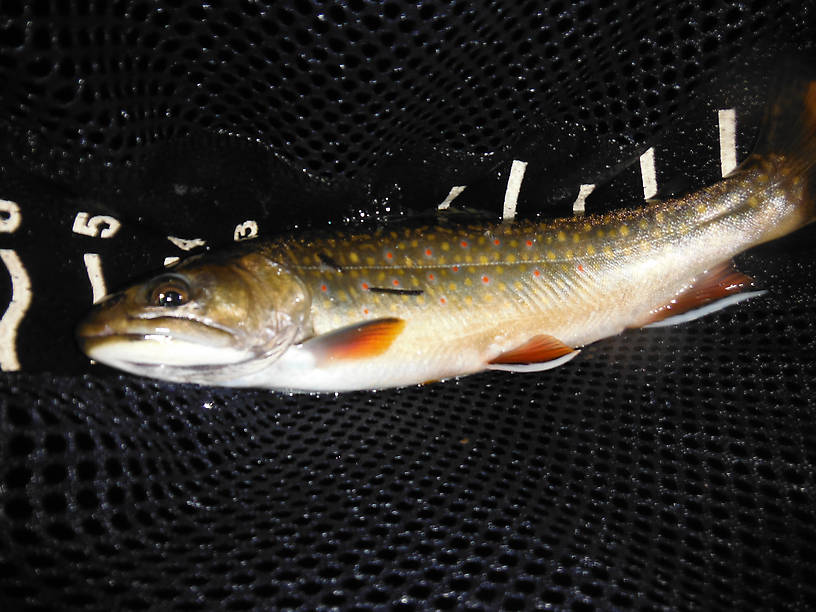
<box><xmin>502</xmin><ymin>160</ymin><xmax>527</xmax><ymax>222</ymax></box>
<box><xmin>0</xmin><ymin>249</ymin><xmax>31</xmax><ymax>371</ymax></box>
<box><xmin>718</xmin><ymin>108</ymin><xmax>738</xmax><ymax>177</ymax></box>
<box><xmin>639</xmin><ymin>147</ymin><xmax>658</xmax><ymax>201</ymax></box>
<box><xmin>572</xmin><ymin>184</ymin><xmax>596</xmax><ymax>216</ymax></box>
<box><xmin>438</xmin><ymin>185</ymin><xmax>467</xmax><ymax>210</ymax></box>
<box><xmin>83</xmin><ymin>253</ymin><xmax>107</xmax><ymax>303</ymax></box>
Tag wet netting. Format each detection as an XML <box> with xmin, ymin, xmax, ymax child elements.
<box><xmin>1</xmin><ymin>1</ymin><xmax>816</xmax><ymax>610</ymax></box>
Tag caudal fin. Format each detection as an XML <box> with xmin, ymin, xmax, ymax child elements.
<box><xmin>747</xmin><ymin>74</ymin><xmax>816</xmax><ymax>219</ymax></box>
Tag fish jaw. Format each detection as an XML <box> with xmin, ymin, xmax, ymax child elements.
<box><xmin>77</xmin><ymin>309</ymin><xmax>260</xmax><ymax>383</ymax></box>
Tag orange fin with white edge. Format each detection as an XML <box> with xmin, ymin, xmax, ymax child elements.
<box><xmin>487</xmin><ymin>335</ymin><xmax>580</xmax><ymax>372</ymax></box>
<box><xmin>303</xmin><ymin>318</ymin><xmax>406</xmax><ymax>362</ymax></box>
<box><xmin>642</xmin><ymin>261</ymin><xmax>766</xmax><ymax>328</ymax></box>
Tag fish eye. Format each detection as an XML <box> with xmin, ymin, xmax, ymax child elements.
<box><xmin>148</xmin><ymin>276</ymin><xmax>191</xmax><ymax>308</ymax></box>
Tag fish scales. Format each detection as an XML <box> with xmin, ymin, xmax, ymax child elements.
<box><xmin>274</xmin><ymin>166</ymin><xmax>785</xmax><ymax>352</ymax></box>
<box><xmin>76</xmin><ymin>79</ymin><xmax>816</xmax><ymax>391</ymax></box>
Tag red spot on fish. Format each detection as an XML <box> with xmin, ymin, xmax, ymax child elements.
<box><xmin>526</xmin><ymin>240</ymin><xmax>533</xmax><ymax>247</ymax></box>
<box><xmin>577</xmin><ymin>264</ymin><xmax>584</xmax><ymax>272</ymax></box>
<box><xmin>534</xmin><ymin>269</ymin><xmax>540</xmax><ymax>277</ymax></box>
<box><xmin>452</xmin><ymin>265</ymin><xmax>459</xmax><ymax>272</ymax></box>
<box><xmin>321</xmin><ymin>284</ymin><xmax>328</xmax><ymax>292</ymax></box>
<box><xmin>362</xmin><ymin>282</ymin><xmax>369</xmax><ymax>290</ymax></box>
<box><xmin>440</xmin><ymin>297</ymin><xmax>446</xmax><ymax>304</ymax></box>
<box><xmin>482</xmin><ymin>276</ymin><xmax>489</xmax><ymax>284</ymax></box>
<box><xmin>364</xmin><ymin>308</ymin><xmax>369</xmax><ymax>315</ymax></box>
<box><xmin>386</xmin><ymin>252</ymin><xmax>393</xmax><ymax>259</ymax></box>
<box><xmin>460</xmin><ymin>240</ymin><xmax>468</xmax><ymax>248</ymax></box>
<box><xmin>425</xmin><ymin>248</ymin><xmax>432</xmax><ymax>256</ymax></box>
<box><xmin>494</xmin><ymin>239</ymin><xmax>500</xmax><ymax>246</ymax></box>
<box><xmin>428</xmin><ymin>273</ymin><xmax>435</xmax><ymax>280</ymax></box>
<box><xmin>393</xmin><ymin>279</ymin><xmax>400</xmax><ymax>286</ymax></box>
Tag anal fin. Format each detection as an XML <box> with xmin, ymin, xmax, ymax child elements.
<box><xmin>487</xmin><ymin>334</ymin><xmax>580</xmax><ymax>373</ymax></box>
<box><xmin>643</xmin><ymin>261</ymin><xmax>765</xmax><ymax>328</ymax></box>
<box><xmin>302</xmin><ymin>318</ymin><xmax>405</xmax><ymax>362</ymax></box>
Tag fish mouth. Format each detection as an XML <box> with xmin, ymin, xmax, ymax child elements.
<box><xmin>76</xmin><ymin>316</ymin><xmax>255</xmax><ymax>370</ymax></box>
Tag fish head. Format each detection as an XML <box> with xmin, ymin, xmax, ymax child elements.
<box><xmin>76</xmin><ymin>251</ymin><xmax>312</xmax><ymax>384</ymax></box>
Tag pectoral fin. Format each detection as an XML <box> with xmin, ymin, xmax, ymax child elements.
<box><xmin>302</xmin><ymin>317</ymin><xmax>406</xmax><ymax>362</ymax></box>
<box><xmin>643</xmin><ymin>261</ymin><xmax>765</xmax><ymax>328</ymax></box>
<box><xmin>487</xmin><ymin>335</ymin><xmax>580</xmax><ymax>372</ymax></box>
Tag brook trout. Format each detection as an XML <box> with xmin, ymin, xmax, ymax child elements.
<box><xmin>77</xmin><ymin>80</ymin><xmax>816</xmax><ymax>392</ymax></box>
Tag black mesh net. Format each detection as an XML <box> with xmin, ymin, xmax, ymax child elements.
<box><xmin>1</xmin><ymin>1</ymin><xmax>816</xmax><ymax>610</ymax></box>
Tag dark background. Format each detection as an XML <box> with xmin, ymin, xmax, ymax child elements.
<box><xmin>1</xmin><ymin>1</ymin><xmax>815</xmax><ymax>610</ymax></box>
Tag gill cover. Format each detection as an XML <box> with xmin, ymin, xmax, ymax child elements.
<box><xmin>77</xmin><ymin>250</ymin><xmax>313</xmax><ymax>384</ymax></box>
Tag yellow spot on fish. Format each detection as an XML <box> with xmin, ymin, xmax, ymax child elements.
<box><xmin>465</xmin><ymin>295</ymin><xmax>473</xmax><ymax>305</ymax></box>
<box><xmin>484</xmin><ymin>293</ymin><xmax>494</xmax><ymax>302</ymax></box>
<box><xmin>509</xmin><ymin>239</ymin><xmax>518</xmax><ymax>248</ymax></box>
<box><xmin>464</xmin><ymin>277</ymin><xmax>473</xmax><ymax>287</ymax></box>
<box><xmin>596</xmin><ymin>229</ymin><xmax>604</xmax><ymax>238</ymax></box>
<box><xmin>557</xmin><ymin>231</ymin><xmax>566</xmax><ymax>242</ymax></box>
<box><xmin>477</xmin><ymin>236</ymin><xmax>486</xmax><ymax>245</ymax></box>
<box><xmin>465</xmin><ymin>255</ymin><xmax>473</xmax><ymax>263</ymax></box>
<box><xmin>416</xmin><ymin>295</ymin><xmax>425</xmax><ymax>305</ymax></box>
<box><xmin>565</xmin><ymin>249</ymin><xmax>573</xmax><ymax>258</ymax></box>
<box><xmin>639</xmin><ymin>219</ymin><xmax>649</xmax><ymax>230</ymax></box>
<box><xmin>479</xmin><ymin>255</ymin><xmax>489</xmax><ymax>264</ymax></box>
<box><xmin>349</xmin><ymin>252</ymin><xmax>359</xmax><ymax>263</ymax></box>
<box><xmin>366</xmin><ymin>256</ymin><xmax>375</xmax><ymax>265</ymax></box>
<box><xmin>619</xmin><ymin>224</ymin><xmax>630</xmax><ymax>236</ymax></box>
<box><xmin>547</xmin><ymin>251</ymin><xmax>556</xmax><ymax>260</ymax></box>
<box><xmin>602</xmin><ymin>246</ymin><xmax>613</xmax><ymax>256</ymax></box>
<box><xmin>607</xmin><ymin>227</ymin><xmax>617</xmax><ymax>238</ymax></box>
<box><xmin>411</xmin><ymin>239</ymin><xmax>418</xmax><ymax>247</ymax></box>
<box><xmin>655</xmin><ymin>212</ymin><xmax>665</xmax><ymax>223</ymax></box>
<box><xmin>514</xmin><ymin>281</ymin><xmax>523</xmax><ymax>291</ymax></box>
<box><xmin>505</xmin><ymin>254</ymin><xmax>516</xmax><ymax>263</ymax></box>
<box><xmin>695</xmin><ymin>203</ymin><xmax>707</xmax><ymax>214</ymax></box>
<box><xmin>390</xmin><ymin>303</ymin><xmax>399</xmax><ymax>312</ymax></box>
<box><xmin>377</xmin><ymin>271</ymin><xmax>385</xmax><ymax>281</ymax></box>
<box><xmin>572</xmin><ymin>233</ymin><xmax>580</xmax><ymax>243</ymax></box>
<box><xmin>747</xmin><ymin>196</ymin><xmax>760</xmax><ymax>208</ymax></box>
<box><xmin>586</xmin><ymin>244</ymin><xmax>596</xmax><ymax>255</ymax></box>
<box><xmin>441</xmin><ymin>242</ymin><xmax>450</xmax><ymax>251</ymax></box>
<box><xmin>498</xmin><ymin>282</ymin><xmax>507</xmax><ymax>291</ymax></box>
<box><xmin>411</xmin><ymin>276</ymin><xmax>419</xmax><ymax>287</ymax></box>
<box><xmin>448</xmin><ymin>282</ymin><xmax>457</xmax><ymax>291</ymax></box>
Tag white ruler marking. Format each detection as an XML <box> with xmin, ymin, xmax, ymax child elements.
<box><xmin>0</xmin><ymin>200</ymin><xmax>22</xmax><ymax>233</ymax></box>
<box><xmin>502</xmin><ymin>160</ymin><xmax>527</xmax><ymax>222</ymax></box>
<box><xmin>72</xmin><ymin>212</ymin><xmax>121</xmax><ymax>238</ymax></box>
<box><xmin>718</xmin><ymin>108</ymin><xmax>738</xmax><ymax>177</ymax></box>
<box><xmin>167</xmin><ymin>235</ymin><xmax>206</xmax><ymax>251</ymax></box>
<box><xmin>234</xmin><ymin>220</ymin><xmax>259</xmax><ymax>241</ymax></box>
<box><xmin>0</xmin><ymin>250</ymin><xmax>31</xmax><ymax>371</ymax></box>
<box><xmin>572</xmin><ymin>184</ymin><xmax>596</xmax><ymax>215</ymax></box>
<box><xmin>164</xmin><ymin>256</ymin><xmax>181</xmax><ymax>267</ymax></box>
<box><xmin>639</xmin><ymin>147</ymin><xmax>658</xmax><ymax>201</ymax></box>
<box><xmin>83</xmin><ymin>253</ymin><xmax>107</xmax><ymax>303</ymax></box>
<box><xmin>438</xmin><ymin>185</ymin><xmax>467</xmax><ymax>210</ymax></box>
